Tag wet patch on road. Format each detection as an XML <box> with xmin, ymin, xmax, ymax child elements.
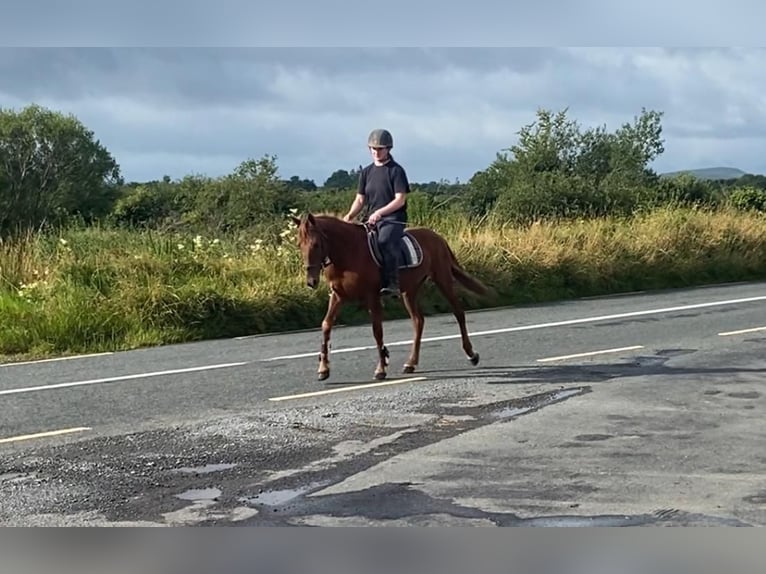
<box><xmin>228</xmin><ymin>481</ymin><xmax>752</xmax><ymax>527</ymax></box>
<box><xmin>726</xmin><ymin>391</ymin><xmax>761</xmax><ymax>399</ymax></box>
<box><xmin>0</xmin><ymin>385</ymin><xmax>592</xmax><ymax>526</ymax></box>
<box><xmin>742</xmin><ymin>492</ymin><xmax>766</xmax><ymax>505</ymax></box>
<box><xmin>572</xmin><ymin>434</ymin><xmax>613</xmax><ymax>442</ymax></box>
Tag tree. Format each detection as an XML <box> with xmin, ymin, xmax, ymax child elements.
<box><xmin>467</xmin><ymin>107</ymin><xmax>667</xmax><ymax>221</ymax></box>
<box><xmin>285</xmin><ymin>175</ymin><xmax>317</xmax><ymax>192</ymax></box>
<box><xmin>0</xmin><ymin>104</ymin><xmax>122</xmax><ymax>236</ymax></box>
<box><xmin>323</xmin><ymin>168</ymin><xmax>360</xmax><ymax>190</ymax></box>
<box><xmin>184</xmin><ymin>155</ymin><xmax>299</xmax><ymax>231</ymax></box>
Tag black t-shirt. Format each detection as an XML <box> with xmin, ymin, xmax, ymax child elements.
<box><xmin>357</xmin><ymin>158</ymin><xmax>410</xmax><ymax>222</ymax></box>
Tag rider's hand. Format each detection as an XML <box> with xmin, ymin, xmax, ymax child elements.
<box><xmin>368</xmin><ymin>211</ymin><xmax>382</xmax><ymax>225</ymax></box>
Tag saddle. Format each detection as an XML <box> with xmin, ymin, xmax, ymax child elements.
<box><xmin>363</xmin><ymin>223</ymin><xmax>423</xmax><ymax>269</ymax></box>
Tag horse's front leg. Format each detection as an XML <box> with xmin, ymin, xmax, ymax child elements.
<box><xmin>318</xmin><ymin>290</ymin><xmax>342</xmax><ymax>381</ymax></box>
<box><xmin>400</xmin><ymin>288</ymin><xmax>424</xmax><ymax>374</ymax></box>
<box><xmin>368</xmin><ymin>298</ymin><xmax>388</xmax><ymax>380</ymax></box>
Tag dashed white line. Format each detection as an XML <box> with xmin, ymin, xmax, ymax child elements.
<box><xmin>0</xmin><ymin>362</ymin><xmax>248</xmax><ymax>397</ymax></box>
<box><xmin>718</xmin><ymin>326</ymin><xmax>766</xmax><ymax>337</ymax></box>
<box><xmin>537</xmin><ymin>345</ymin><xmax>644</xmax><ymax>363</ymax></box>
<box><xmin>268</xmin><ymin>376</ymin><xmax>428</xmax><ymax>401</ymax></box>
<box><xmin>0</xmin><ymin>426</ymin><xmax>92</xmax><ymax>444</ymax></box>
<box><xmin>262</xmin><ymin>295</ymin><xmax>766</xmax><ymax>361</ymax></box>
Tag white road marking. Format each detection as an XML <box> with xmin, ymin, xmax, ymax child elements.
<box><xmin>0</xmin><ymin>426</ymin><xmax>92</xmax><ymax>444</ymax></box>
<box><xmin>268</xmin><ymin>376</ymin><xmax>428</xmax><ymax>401</ymax></box>
<box><xmin>537</xmin><ymin>345</ymin><xmax>644</xmax><ymax>363</ymax></box>
<box><xmin>0</xmin><ymin>362</ymin><xmax>248</xmax><ymax>397</ymax></box>
<box><xmin>0</xmin><ymin>352</ymin><xmax>113</xmax><ymax>368</ymax></box>
<box><xmin>718</xmin><ymin>326</ymin><xmax>766</xmax><ymax>336</ymax></box>
<box><xmin>263</xmin><ymin>294</ymin><xmax>766</xmax><ymax>361</ymax></box>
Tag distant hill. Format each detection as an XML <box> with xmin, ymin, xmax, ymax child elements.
<box><xmin>660</xmin><ymin>167</ymin><xmax>747</xmax><ymax>181</ymax></box>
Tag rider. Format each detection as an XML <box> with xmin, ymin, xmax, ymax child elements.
<box><xmin>343</xmin><ymin>128</ymin><xmax>410</xmax><ymax>298</ymax></box>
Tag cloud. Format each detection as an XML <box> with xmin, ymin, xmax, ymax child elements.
<box><xmin>5</xmin><ymin>0</ymin><xmax>764</xmax><ymax>45</ymax></box>
<box><xmin>1</xmin><ymin>47</ymin><xmax>766</xmax><ymax>185</ymax></box>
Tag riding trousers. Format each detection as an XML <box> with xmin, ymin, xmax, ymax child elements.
<box><xmin>375</xmin><ymin>219</ymin><xmax>405</xmax><ymax>283</ymax></box>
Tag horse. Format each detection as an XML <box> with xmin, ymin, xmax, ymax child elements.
<box><xmin>290</xmin><ymin>212</ymin><xmax>491</xmax><ymax>382</ymax></box>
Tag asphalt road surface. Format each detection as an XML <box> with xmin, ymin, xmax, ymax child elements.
<box><xmin>1</xmin><ymin>280</ymin><xmax>765</xmax><ymax>526</ymax></box>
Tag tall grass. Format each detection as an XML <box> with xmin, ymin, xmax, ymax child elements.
<box><xmin>2</xmin><ymin>205</ymin><xmax>766</xmax><ymax>361</ymax></box>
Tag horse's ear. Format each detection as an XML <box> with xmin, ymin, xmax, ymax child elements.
<box><xmin>307</xmin><ymin>213</ymin><xmax>316</xmax><ymax>226</ymax></box>
<box><xmin>290</xmin><ymin>216</ymin><xmax>302</xmax><ymax>227</ymax></box>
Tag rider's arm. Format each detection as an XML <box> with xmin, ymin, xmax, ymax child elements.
<box><xmin>373</xmin><ymin>193</ymin><xmax>407</xmax><ymax>217</ymax></box>
<box><xmin>345</xmin><ymin>193</ymin><xmax>365</xmax><ymax>220</ymax></box>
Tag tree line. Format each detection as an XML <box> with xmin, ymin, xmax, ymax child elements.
<box><xmin>2</xmin><ymin>103</ymin><xmax>766</xmax><ymax>239</ymax></box>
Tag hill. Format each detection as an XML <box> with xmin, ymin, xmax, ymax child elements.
<box><xmin>660</xmin><ymin>167</ymin><xmax>747</xmax><ymax>180</ymax></box>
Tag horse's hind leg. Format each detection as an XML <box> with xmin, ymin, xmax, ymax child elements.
<box><xmin>433</xmin><ymin>270</ymin><xmax>480</xmax><ymax>366</ymax></box>
<box><xmin>401</xmin><ymin>287</ymin><xmax>424</xmax><ymax>374</ymax></box>
<box><xmin>368</xmin><ymin>297</ymin><xmax>389</xmax><ymax>380</ymax></box>
<box><xmin>317</xmin><ymin>291</ymin><xmax>342</xmax><ymax>381</ymax></box>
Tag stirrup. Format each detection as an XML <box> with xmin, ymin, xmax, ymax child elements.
<box><xmin>380</xmin><ymin>284</ymin><xmax>401</xmax><ymax>298</ymax></box>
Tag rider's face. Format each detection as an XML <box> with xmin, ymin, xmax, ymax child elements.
<box><xmin>369</xmin><ymin>146</ymin><xmax>390</xmax><ymax>164</ymax></box>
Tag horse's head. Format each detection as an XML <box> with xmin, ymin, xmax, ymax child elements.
<box><xmin>291</xmin><ymin>213</ymin><xmax>329</xmax><ymax>289</ymax></box>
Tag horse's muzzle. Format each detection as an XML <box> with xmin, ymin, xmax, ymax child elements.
<box><xmin>306</xmin><ymin>275</ymin><xmax>319</xmax><ymax>289</ymax></box>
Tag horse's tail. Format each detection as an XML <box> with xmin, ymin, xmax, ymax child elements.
<box><xmin>445</xmin><ymin>242</ymin><xmax>491</xmax><ymax>296</ymax></box>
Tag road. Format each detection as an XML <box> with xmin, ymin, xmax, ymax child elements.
<box><xmin>0</xmin><ymin>280</ymin><xmax>765</xmax><ymax>526</ymax></box>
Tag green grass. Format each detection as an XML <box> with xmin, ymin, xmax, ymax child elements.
<box><xmin>3</xmin><ymin>205</ymin><xmax>766</xmax><ymax>362</ymax></box>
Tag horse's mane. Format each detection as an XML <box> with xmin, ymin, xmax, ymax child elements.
<box><xmin>310</xmin><ymin>212</ymin><xmax>344</xmax><ymax>222</ymax></box>
<box><xmin>297</xmin><ymin>212</ymin><xmax>363</xmax><ymax>242</ymax></box>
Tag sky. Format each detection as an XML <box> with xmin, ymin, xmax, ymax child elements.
<box><xmin>2</xmin><ymin>45</ymin><xmax>766</xmax><ymax>185</ymax></box>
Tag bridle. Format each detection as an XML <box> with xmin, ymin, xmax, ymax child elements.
<box><xmin>303</xmin><ymin>227</ymin><xmax>332</xmax><ymax>272</ymax></box>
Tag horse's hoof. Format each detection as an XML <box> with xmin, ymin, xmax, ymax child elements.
<box><xmin>317</xmin><ymin>370</ymin><xmax>330</xmax><ymax>381</ymax></box>
<box><xmin>374</xmin><ymin>371</ymin><xmax>387</xmax><ymax>380</ymax></box>
<box><xmin>469</xmin><ymin>352</ymin><xmax>480</xmax><ymax>366</ymax></box>
<box><xmin>402</xmin><ymin>364</ymin><xmax>416</xmax><ymax>374</ymax></box>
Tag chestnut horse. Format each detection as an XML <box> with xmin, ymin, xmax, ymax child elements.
<box><xmin>291</xmin><ymin>213</ymin><xmax>490</xmax><ymax>381</ymax></box>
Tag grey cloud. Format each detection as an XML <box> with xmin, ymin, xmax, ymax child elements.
<box><xmin>0</xmin><ymin>1</ymin><xmax>575</xmax><ymax>46</ymax></box>
<box><xmin>0</xmin><ymin>48</ymin><xmax>561</xmax><ymax>104</ymax></box>
<box><xmin>3</xmin><ymin>0</ymin><xmax>765</xmax><ymax>46</ymax></box>
<box><xmin>2</xmin><ymin>47</ymin><xmax>766</xmax><ymax>184</ymax></box>
<box><xmin>0</xmin><ymin>48</ymin><xmax>275</xmax><ymax>107</ymax></box>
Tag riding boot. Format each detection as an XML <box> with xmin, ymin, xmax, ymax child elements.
<box><xmin>380</xmin><ymin>247</ymin><xmax>401</xmax><ymax>298</ymax></box>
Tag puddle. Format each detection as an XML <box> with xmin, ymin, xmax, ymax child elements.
<box><xmin>173</xmin><ymin>463</ymin><xmax>238</xmax><ymax>475</ymax></box>
<box><xmin>522</xmin><ymin>515</ymin><xmax>649</xmax><ymax>527</ymax></box>
<box><xmin>176</xmin><ymin>487</ymin><xmax>221</xmax><ymax>502</ymax></box>
<box><xmin>241</xmin><ymin>481</ymin><xmax>327</xmax><ymax>507</ymax></box>
<box><xmin>492</xmin><ymin>387</ymin><xmax>586</xmax><ymax>420</ymax></box>
<box><xmin>0</xmin><ymin>472</ymin><xmax>30</xmax><ymax>484</ymax></box>
<box><xmin>727</xmin><ymin>391</ymin><xmax>761</xmax><ymax>399</ymax></box>
<box><xmin>493</xmin><ymin>405</ymin><xmax>535</xmax><ymax>419</ymax></box>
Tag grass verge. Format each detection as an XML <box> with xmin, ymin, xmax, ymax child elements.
<box><xmin>2</xmin><ymin>205</ymin><xmax>766</xmax><ymax>362</ymax></box>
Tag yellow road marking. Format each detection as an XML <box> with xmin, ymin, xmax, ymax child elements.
<box><xmin>0</xmin><ymin>426</ymin><xmax>92</xmax><ymax>445</ymax></box>
<box><xmin>269</xmin><ymin>376</ymin><xmax>428</xmax><ymax>401</ymax></box>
